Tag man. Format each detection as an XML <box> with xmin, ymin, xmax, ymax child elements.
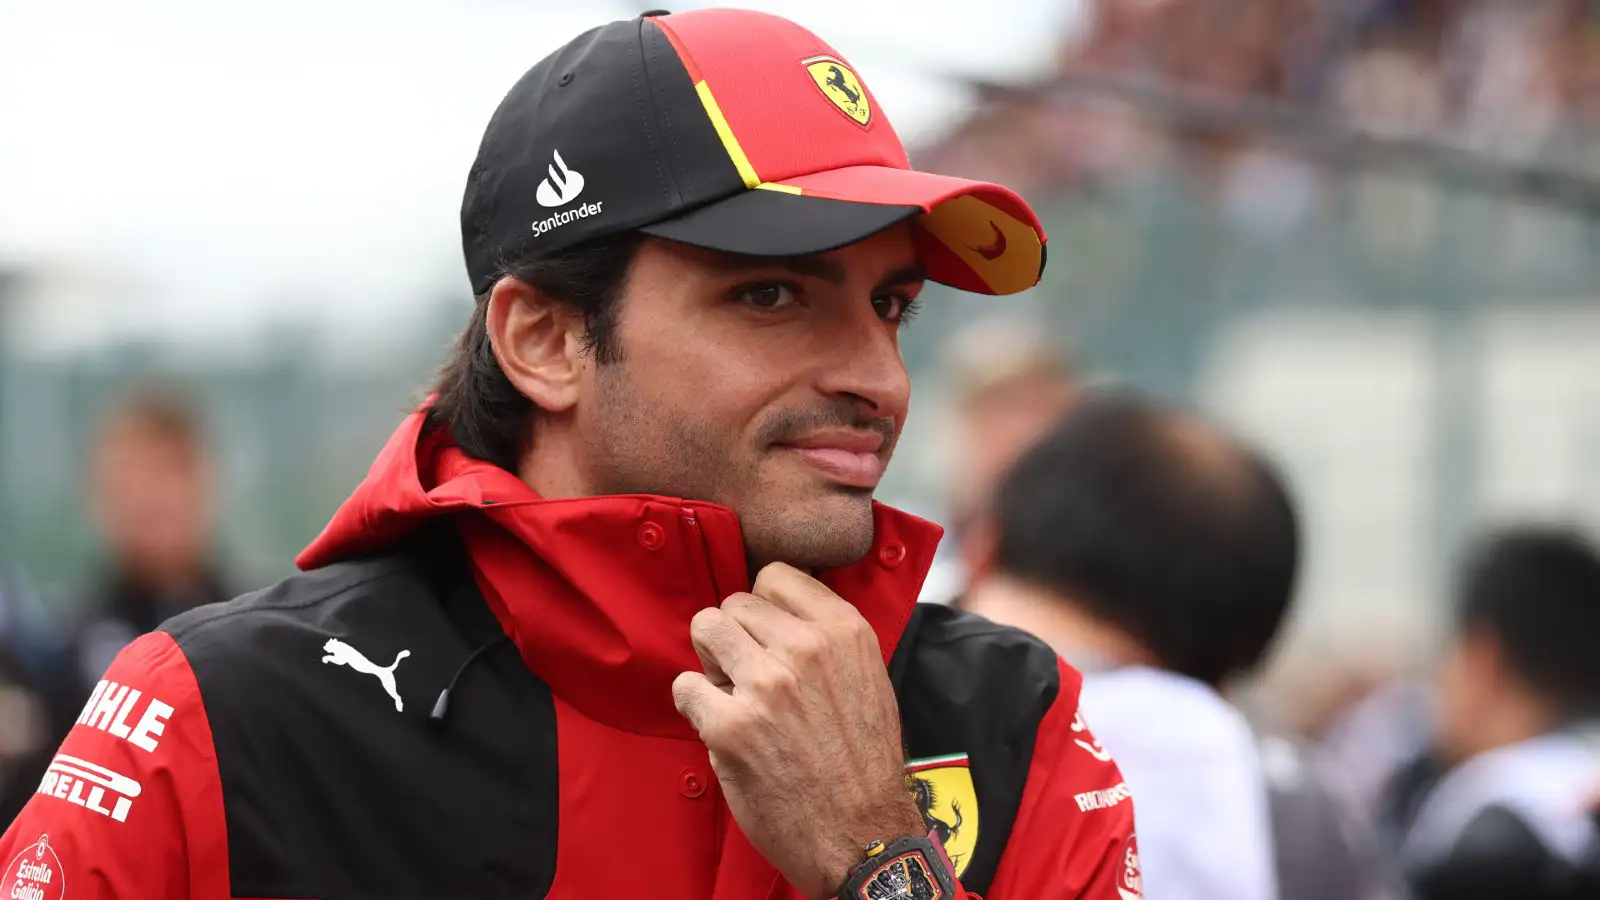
<box><xmin>0</xmin><ymin>9</ymin><xmax>1135</xmax><ymax>899</ymax></box>
<box><xmin>962</xmin><ymin>392</ymin><xmax>1396</xmax><ymax>900</ymax></box>
<box><xmin>920</xmin><ymin>314</ymin><xmax>1081</xmax><ymax>605</ymax></box>
<box><xmin>941</xmin><ymin>314</ymin><xmax>1081</xmax><ymax>545</ymax></box>
<box><xmin>72</xmin><ymin>387</ymin><xmax>233</xmax><ymax>697</ymax></box>
<box><xmin>1385</xmin><ymin>526</ymin><xmax>1600</xmax><ymax>900</ymax></box>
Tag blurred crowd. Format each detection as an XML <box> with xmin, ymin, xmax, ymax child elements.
<box><xmin>928</xmin><ymin>0</ymin><xmax>1600</xmax><ymax>227</ymax></box>
<box><xmin>931</xmin><ymin>316</ymin><xmax>1600</xmax><ymax>900</ymax></box>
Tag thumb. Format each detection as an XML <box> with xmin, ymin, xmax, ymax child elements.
<box><xmin>672</xmin><ymin>670</ymin><xmax>734</xmax><ymax>737</ymax></box>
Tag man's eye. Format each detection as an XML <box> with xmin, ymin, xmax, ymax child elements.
<box><xmin>873</xmin><ymin>292</ymin><xmax>920</xmax><ymax>324</ymax></box>
<box><xmin>736</xmin><ymin>282</ymin><xmax>800</xmax><ymax>311</ymax></box>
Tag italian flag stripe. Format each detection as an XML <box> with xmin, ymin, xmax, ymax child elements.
<box><xmin>906</xmin><ymin>753</ymin><xmax>969</xmax><ymax>771</ymax></box>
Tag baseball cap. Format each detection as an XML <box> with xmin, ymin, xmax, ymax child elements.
<box><xmin>461</xmin><ymin>8</ymin><xmax>1046</xmax><ymax>297</ymax></box>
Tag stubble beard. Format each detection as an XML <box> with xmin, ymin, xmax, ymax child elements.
<box><xmin>587</xmin><ymin>364</ymin><xmax>878</xmax><ymax>572</ymax></box>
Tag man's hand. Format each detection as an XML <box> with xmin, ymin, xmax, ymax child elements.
<box><xmin>672</xmin><ymin>563</ymin><xmax>926</xmax><ymax>900</ymax></box>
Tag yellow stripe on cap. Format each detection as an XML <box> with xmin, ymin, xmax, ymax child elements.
<box><xmin>694</xmin><ymin>81</ymin><xmax>760</xmax><ymax>189</ymax></box>
<box><xmin>755</xmin><ymin>182</ymin><xmax>802</xmax><ymax>195</ymax></box>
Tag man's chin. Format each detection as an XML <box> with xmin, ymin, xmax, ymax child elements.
<box><xmin>741</xmin><ymin>490</ymin><xmax>877</xmax><ymax>572</ymax></box>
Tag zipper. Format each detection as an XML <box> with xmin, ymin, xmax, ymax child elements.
<box><xmin>680</xmin><ymin>507</ymin><xmax>721</xmax><ymax>607</ymax></box>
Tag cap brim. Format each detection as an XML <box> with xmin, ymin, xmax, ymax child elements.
<box><xmin>639</xmin><ymin>165</ymin><xmax>1046</xmax><ymax>296</ymax></box>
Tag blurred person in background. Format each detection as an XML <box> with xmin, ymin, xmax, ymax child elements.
<box><xmin>1381</xmin><ymin>526</ymin><xmax>1600</xmax><ymax>900</ymax></box>
<box><xmin>961</xmin><ymin>391</ymin><xmax>1398</xmax><ymax>900</ymax></box>
<box><xmin>920</xmin><ymin>314</ymin><xmax>1082</xmax><ymax>605</ymax></box>
<box><xmin>0</xmin><ymin>563</ymin><xmax>65</xmax><ymax>826</ymax></box>
<box><xmin>71</xmin><ymin>386</ymin><xmax>231</xmax><ymax>697</ymax></box>
<box><xmin>1312</xmin><ymin>665</ymin><xmax>1435</xmax><ymax>846</ymax></box>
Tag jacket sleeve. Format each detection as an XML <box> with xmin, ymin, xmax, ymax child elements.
<box><xmin>0</xmin><ymin>631</ymin><xmax>231</xmax><ymax>899</ymax></box>
<box><xmin>983</xmin><ymin>659</ymin><xmax>1140</xmax><ymax>900</ymax></box>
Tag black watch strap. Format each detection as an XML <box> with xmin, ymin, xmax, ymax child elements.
<box><xmin>836</xmin><ymin>830</ymin><xmax>959</xmax><ymax>899</ymax></box>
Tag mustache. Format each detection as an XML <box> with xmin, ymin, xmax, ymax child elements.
<box><xmin>756</xmin><ymin>401</ymin><xmax>896</xmax><ymax>449</ymax></box>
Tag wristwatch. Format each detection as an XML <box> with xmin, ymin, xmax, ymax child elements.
<box><xmin>835</xmin><ymin>830</ymin><xmax>958</xmax><ymax>900</ymax></box>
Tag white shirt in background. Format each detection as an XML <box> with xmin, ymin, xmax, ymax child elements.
<box><xmin>1077</xmin><ymin>665</ymin><xmax>1280</xmax><ymax>900</ymax></box>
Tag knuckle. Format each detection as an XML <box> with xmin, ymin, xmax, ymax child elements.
<box><xmin>824</xmin><ymin>605</ymin><xmax>873</xmax><ymax>642</ymax></box>
<box><xmin>689</xmin><ymin>606</ymin><xmax>724</xmax><ymax>637</ymax></box>
<box><xmin>709</xmin><ymin>706</ymin><xmax>754</xmax><ymax>744</ymax></box>
<box><xmin>751</xmin><ymin>561</ymin><xmax>799</xmax><ymax>597</ymax></box>
<box><xmin>751</xmin><ymin>663</ymin><xmax>798</xmax><ymax>698</ymax></box>
<box><xmin>786</xmin><ymin>628</ymin><xmax>831</xmax><ymax>665</ymax></box>
<box><xmin>696</xmin><ymin>716</ymin><xmax>728</xmax><ymax>746</ymax></box>
<box><xmin>844</xmin><ymin>613</ymin><xmax>876</xmax><ymax>645</ymax></box>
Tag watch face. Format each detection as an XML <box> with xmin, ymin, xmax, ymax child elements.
<box><xmin>851</xmin><ymin>849</ymin><xmax>945</xmax><ymax>900</ymax></box>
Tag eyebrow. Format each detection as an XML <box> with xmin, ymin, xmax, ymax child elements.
<box><xmin>876</xmin><ymin>262</ymin><xmax>927</xmax><ymax>292</ymax></box>
<box><xmin>706</xmin><ymin>253</ymin><xmax>926</xmax><ymax>290</ymax></box>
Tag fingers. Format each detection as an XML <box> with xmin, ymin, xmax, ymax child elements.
<box><xmin>688</xmin><ymin>606</ymin><xmax>761</xmax><ymax>687</ymax></box>
<box><xmin>720</xmin><ymin>591</ymin><xmax>796</xmax><ymax>647</ymax></box>
<box><xmin>672</xmin><ymin>670</ymin><xmax>738</xmax><ymax>736</ymax></box>
<box><xmin>750</xmin><ymin>562</ymin><xmax>850</xmax><ymax>622</ymax></box>
<box><xmin>750</xmin><ymin>564</ymin><xmax>878</xmax><ymax>664</ymax></box>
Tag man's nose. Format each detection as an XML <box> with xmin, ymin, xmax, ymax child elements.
<box><xmin>815</xmin><ymin>314</ymin><xmax>911</xmax><ymax>417</ymax></box>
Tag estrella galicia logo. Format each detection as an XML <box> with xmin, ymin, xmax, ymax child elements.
<box><xmin>1119</xmin><ymin>834</ymin><xmax>1143</xmax><ymax>900</ymax></box>
<box><xmin>535</xmin><ymin>149</ymin><xmax>584</xmax><ymax>208</ymax></box>
<box><xmin>1</xmin><ymin>834</ymin><xmax>65</xmax><ymax>900</ymax></box>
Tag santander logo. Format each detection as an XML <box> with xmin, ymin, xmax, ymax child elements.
<box><xmin>535</xmin><ymin>149</ymin><xmax>585</xmax><ymax>208</ymax></box>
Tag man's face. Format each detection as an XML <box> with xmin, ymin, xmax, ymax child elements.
<box><xmin>576</xmin><ymin>226</ymin><xmax>923</xmax><ymax>570</ymax></box>
<box><xmin>91</xmin><ymin>419</ymin><xmax>214</xmax><ymax>580</ymax></box>
<box><xmin>1431</xmin><ymin>626</ymin><xmax>1504</xmax><ymax>763</ymax></box>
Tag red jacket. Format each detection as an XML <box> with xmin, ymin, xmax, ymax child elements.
<box><xmin>0</xmin><ymin>410</ymin><xmax>1139</xmax><ymax>899</ymax></box>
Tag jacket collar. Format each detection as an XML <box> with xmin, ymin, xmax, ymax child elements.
<box><xmin>298</xmin><ymin>409</ymin><xmax>943</xmax><ymax>738</ymax></box>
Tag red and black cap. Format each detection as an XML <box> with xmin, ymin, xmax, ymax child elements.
<box><xmin>462</xmin><ymin>8</ymin><xmax>1046</xmax><ymax>297</ymax></box>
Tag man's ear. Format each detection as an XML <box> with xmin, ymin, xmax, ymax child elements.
<box><xmin>486</xmin><ymin>277</ymin><xmax>585</xmax><ymax>413</ymax></box>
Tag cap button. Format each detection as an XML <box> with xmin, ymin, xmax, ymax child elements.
<box><xmin>638</xmin><ymin>521</ymin><xmax>666</xmax><ymax>551</ymax></box>
<box><xmin>878</xmin><ymin>541</ymin><xmax>906</xmax><ymax>569</ymax></box>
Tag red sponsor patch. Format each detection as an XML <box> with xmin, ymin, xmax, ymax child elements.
<box><xmin>1</xmin><ymin>834</ymin><xmax>66</xmax><ymax>900</ymax></box>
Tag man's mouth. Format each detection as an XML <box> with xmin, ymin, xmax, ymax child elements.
<box><xmin>774</xmin><ymin>429</ymin><xmax>887</xmax><ymax>489</ymax></box>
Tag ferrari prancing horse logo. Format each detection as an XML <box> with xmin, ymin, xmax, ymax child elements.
<box><xmin>803</xmin><ymin>55</ymin><xmax>871</xmax><ymax>127</ymax></box>
<box><xmin>906</xmin><ymin>754</ymin><xmax>978</xmax><ymax>878</ymax></box>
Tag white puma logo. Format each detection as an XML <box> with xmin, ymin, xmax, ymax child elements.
<box><xmin>321</xmin><ymin>638</ymin><xmax>410</xmax><ymax>712</ymax></box>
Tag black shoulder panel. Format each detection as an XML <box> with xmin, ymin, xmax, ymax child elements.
<box><xmin>890</xmin><ymin>603</ymin><xmax>1062</xmax><ymax>895</ymax></box>
<box><xmin>162</xmin><ymin>538</ymin><xmax>557</xmax><ymax>900</ymax></box>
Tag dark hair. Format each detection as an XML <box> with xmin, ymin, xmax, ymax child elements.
<box><xmin>101</xmin><ymin>383</ymin><xmax>208</xmax><ymax>455</ymax></box>
<box><xmin>1455</xmin><ymin>525</ymin><xmax>1600</xmax><ymax>719</ymax></box>
<box><xmin>424</xmin><ymin>233</ymin><xmax>643</xmax><ymax>470</ymax></box>
<box><xmin>993</xmin><ymin>391</ymin><xmax>1300</xmax><ymax>686</ymax></box>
